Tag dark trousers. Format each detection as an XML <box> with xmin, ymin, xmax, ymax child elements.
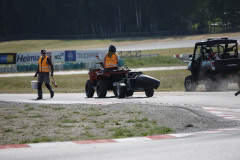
<box><xmin>37</xmin><ymin>73</ymin><xmax>53</xmax><ymax>97</ymax></box>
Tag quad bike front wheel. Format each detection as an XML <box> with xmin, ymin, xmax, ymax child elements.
<box><xmin>97</xmin><ymin>80</ymin><xmax>107</xmax><ymax>98</ymax></box>
<box><xmin>85</xmin><ymin>80</ymin><xmax>94</xmax><ymax>98</ymax></box>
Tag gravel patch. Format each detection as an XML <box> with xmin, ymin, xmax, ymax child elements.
<box><xmin>0</xmin><ymin>101</ymin><xmax>239</xmax><ymax>145</ymax></box>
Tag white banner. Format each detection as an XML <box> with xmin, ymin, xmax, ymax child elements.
<box><xmin>76</xmin><ymin>50</ymin><xmax>106</xmax><ymax>62</ymax></box>
<box><xmin>16</xmin><ymin>52</ymin><xmax>41</xmax><ymax>64</ymax></box>
<box><xmin>16</xmin><ymin>50</ymin><xmax>107</xmax><ymax>65</ymax></box>
<box><xmin>52</xmin><ymin>51</ymin><xmax>65</xmax><ymax>63</ymax></box>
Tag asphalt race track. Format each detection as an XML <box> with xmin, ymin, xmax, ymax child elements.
<box><xmin>96</xmin><ymin>36</ymin><xmax>240</xmax><ymax>51</ymax></box>
<box><xmin>1</xmin><ymin>92</ymin><xmax>240</xmax><ymax>160</ymax></box>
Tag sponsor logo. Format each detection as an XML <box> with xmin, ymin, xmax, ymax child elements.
<box><xmin>0</xmin><ymin>53</ymin><xmax>16</xmax><ymax>64</ymax></box>
<box><xmin>54</xmin><ymin>53</ymin><xmax>64</xmax><ymax>60</ymax></box>
<box><xmin>17</xmin><ymin>54</ymin><xmax>40</xmax><ymax>63</ymax></box>
<box><xmin>77</xmin><ymin>52</ymin><xmax>98</xmax><ymax>59</ymax></box>
<box><xmin>65</xmin><ymin>50</ymin><xmax>76</xmax><ymax>61</ymax></box>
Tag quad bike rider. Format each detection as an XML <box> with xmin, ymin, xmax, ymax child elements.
<box><xmin>184</xmin><ymin>37</ymin><xmax>240</xmax><ymax>92</ymax></box>
<box><xmin>85</xmin><ymin>45</ymin><xmax>160</xmax><ymax>98</ymax></box>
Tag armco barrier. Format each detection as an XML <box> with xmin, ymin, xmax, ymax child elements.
<box><xmin>30</xmin><ymin>64</ymin><xmax>38</xmax><ymax>71</ymax></box>
<box><xmin>118</xmin><ymin>59</ymin><xmax>125</xmax><ymax>67</ymax></box>
<box><xmin>75</xmin><ymin>62</ymin><xmax>82</xmax><ymax>69</ymax></box>
<box><xmin>63</xmin><ymin>63</ymin><xmax>70</xmax><ymax>70</ymax></box>
<box><xmin>0</xmin><ymin>66</ymin><xmax>4</xmax><ymax>72</ymax></box>
<box><xmin>54</xmin><ymin>63</ymin><xmax>63</xmax><ymax>71</ymax></box>
<box><xmin>0</xmin><ymin>65</ymin><xmax>17</xmax><ymax>73</ymax></box>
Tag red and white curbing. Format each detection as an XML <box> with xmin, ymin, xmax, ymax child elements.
<box><xmin>201</xmin><ymin>106</ymin><xmax>240</xmax><ymax>121</ymax></box>
<box><xmin>1</xmin><ymin>128</ymin><xmax>240</xmax><ymax>150</ymax></box>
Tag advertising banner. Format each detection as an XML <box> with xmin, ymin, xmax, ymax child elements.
<box><xmin>46</xmin><ymin>52</ymin><xmax>52</xmax><ymax>59</ymax></box>
<box><xmin>16</xmin><ymin>52</ymin><xmax>41</xmax><ymax>65</ymax></box>
<box><xmin>15</xmin><ymin>50</ymin><xmax>107</xmax><ymax>65</ymax></box>
<box><xmin>76</xmin><ymin>50</ymin><xmax>106</xmax><ymax>62</ymax></box>
<box><xmin>0</xmin><ymin>53</ymin><xmax>17</xmax><ymax>64</ymax></box>
<box><xmin>65</xmin><ymin>50</ymin><xmax>76</xmax><ymax>62</ymax></box>
<box><xmin>52</xmin><ymin>51</ymin><xmax>65</xmax><ymax>63</ymax></box>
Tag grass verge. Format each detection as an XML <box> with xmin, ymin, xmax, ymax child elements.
<box><xmin>0</xmin><ymin>103</ymin><xmax>173</xmax><ymax>145</ymax></box>
<box><xmin>0</xmin><ymin>70</ymin><xmax>189</xmax><ymax>93</ymax></box>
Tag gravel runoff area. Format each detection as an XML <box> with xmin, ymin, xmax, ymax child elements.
<box><xmin>0</xmin><ymin>101</ymin><xmax>239</xmax><ymax>145</ymax></box>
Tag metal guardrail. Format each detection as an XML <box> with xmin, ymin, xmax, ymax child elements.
<box><xmin>118</xmin><ymin>50</ymin><xmax>159</xmax><ymax>58</ymax></box>
<box><xmin>118</xmin><ymin>50</ymin><xmax>142</xmax><ymax>57</ymax></box>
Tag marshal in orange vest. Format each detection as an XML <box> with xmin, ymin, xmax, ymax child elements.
<box><xmin>104</xmin><ymin>54</ymin><xmax>119</xmax><ymax>68</ymax></box>
<box><xmin>38</xmin><ymin>56</ymin><xmax>50</xmax><ymax>72</ymax></box>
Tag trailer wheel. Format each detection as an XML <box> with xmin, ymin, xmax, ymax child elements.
<box><xmin>97</xmin><ymin>80</ymin><xmax>107</xmax><ymax>98</ymax></box>
<box><xmin>145</xmin><ymin>88</ymin><xmax>154</xmax><ymax>97</ymax></box>
<box><xmin>117</xmin><ymin>84</ymin><xmax>126</xmax><ymax>98</ymax></box>
<box><xmin>184</xmin><ymin>75</ymin><xmax>197</xmax><ymax>92</ymax></box>
<box><xmin>126</xmin><ymin>91</ymin><xmax>134</xmax><ymax>97</ymax></box>
<box><xmin>85</xmin><ymin>80</ymin><xmax>94</xmax><ymax>98</ymax></box>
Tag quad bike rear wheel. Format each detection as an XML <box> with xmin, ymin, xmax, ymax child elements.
<box><xmin>85</xmin><ymin>80</ymin><xmax>94</xmax><ymax>98</ymax></box>
<box><xmin>97</xmin><ymin>80</ymin><xmax>107</xmax><ymax>98</ymax></box>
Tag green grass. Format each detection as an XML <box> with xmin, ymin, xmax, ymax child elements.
<box><xmin>123</xmin><ymin>55</ymin><xmax>186</xmax><ymax>67</ymax></box>
<box><xmin>0</xmin><ymin>70</ymin><xmax>189</xmax><ymax>93</ymax></box>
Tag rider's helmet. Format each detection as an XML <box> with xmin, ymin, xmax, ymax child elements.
<box><xmin>108</xmin><ymin>45</ymin><xmax>116</xmax><ymax>52</ymax></box>
<box><xmin>41</xmin><ymin>49</ymin><xmax>46</xmax><ymax>54</ymax></box>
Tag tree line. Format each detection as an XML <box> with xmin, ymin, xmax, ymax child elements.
<box><xmin>0</xmin><ymin>0</ymin><xmax>240</xmax><ymax>39</ymax></box>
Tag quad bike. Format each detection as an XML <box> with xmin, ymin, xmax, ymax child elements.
<box><xmin>85</xmin><ymin>56</ymin><xmax>160</xmax><ymax>98</ymax></box>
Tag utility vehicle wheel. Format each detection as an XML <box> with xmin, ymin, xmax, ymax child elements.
<box><xmin>184</xmin><ymin>75</ymin><xmax>197</xmax><ymax>92</ymax></box>
<box><xmin>96</xmin><ymin>80</ymin><xmax>107</xmax><ymax>98</ymax></box>
<box><xmin>126</xmin><ymin>91</ymin><xmax>134</xmax><ymax>97</ymax></box>
<box><xmin>205</xmin><ymin>79</ymin><xmax>217</xmax><ymax>92</ymax></box>
<box><xmin>117</xmin><ymin>84</ymin><xmax>126</xmax><ymax>98</ymax></box>
<box><xmin>145</xmin><ymin>88</ymin><xmax>154</xmax><ymax>97</ymax></box>
<box><xmin>85</xmin><ymin>80</ymin><xmax>94</xmax><ymax>98</ymax></box>
<box><xmin>113</xmin><ymin>89</ymin><xmax>118</xmax><ymax>97</ymax></box>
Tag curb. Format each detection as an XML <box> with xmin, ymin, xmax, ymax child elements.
<box><xmin>1</xmin><ymin>128</ymin><xmax>240</xmax><ymax>150</ymax></box>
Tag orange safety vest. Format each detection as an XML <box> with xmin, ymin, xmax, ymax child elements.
<box><xmin>104</xmin><ymin>54</ymin><xmax>118</xmax><ymax>68</ymax></box>
<box><xmin>38</xmin><ymin>56</ymin><xmax>50</xmax><ymax>72</ymax></box>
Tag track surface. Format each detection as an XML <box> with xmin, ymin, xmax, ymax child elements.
<box><xmin>97</xmin><ymin>36</ymin><xmax>240</xmax><ymax>51</ymax></box>
<box><xmin>1</xmin><ymin>92</ymin><xmax>240</xmax><ymax>159</ymax></box>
